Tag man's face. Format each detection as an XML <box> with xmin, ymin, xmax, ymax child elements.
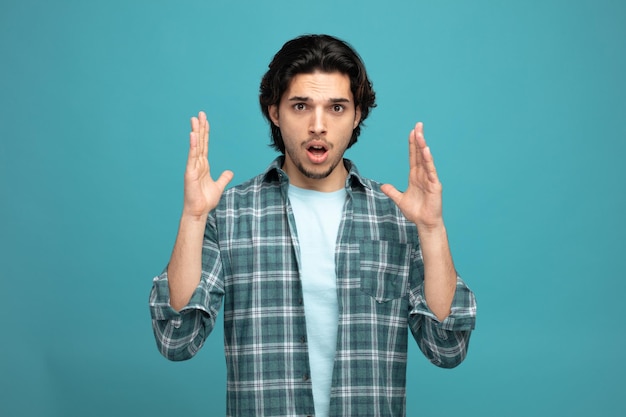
<box><xmin>269</xmin><ymin>71</ymin><xmax>361</xmax><ymax>191</ymax></box>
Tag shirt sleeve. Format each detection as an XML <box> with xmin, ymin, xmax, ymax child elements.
<box><xmin>148</xmin><ymin>212</ymin><xmax>225</xmax><ymax>361</ymax></box>
<box><xmin>408</xmin><ymin>274</ymin><xmax>477</xmax><ymax>368</ymax></box>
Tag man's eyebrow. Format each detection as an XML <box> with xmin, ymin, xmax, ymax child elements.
<box><xmin>329</xmin><ymin>98</ymin><xmax>351</xmax><ymax>103</ymax></box>
<box><xmin>287</xmin><ymin>96</ymin><xmax>310</xmax><ymax>102</ymax></box>
<box><xmin>287</xmin><ymin>96</ymin><xmax>352</xmax><ymax>103</ymax></box>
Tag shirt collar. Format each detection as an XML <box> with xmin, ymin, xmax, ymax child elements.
<box><xmin>261</xmin><ymin>156</ymin><xmax>369</xmax><ymax>190</ymax></box>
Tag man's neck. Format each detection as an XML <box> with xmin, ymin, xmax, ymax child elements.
<box><xmin>282</xmin><ymin>159</ymin><xmax>348</xmax><ymax>192</ymax></box>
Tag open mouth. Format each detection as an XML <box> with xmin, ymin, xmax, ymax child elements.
<box><xmin>307</xmin><ymin>144</ymin><xmax>328</xmax><ymax>156</ymax></box>
<box><xmin>306</xmin><ymin>142</ymin><xmax>329</xmax><ymax>164</ymax></box>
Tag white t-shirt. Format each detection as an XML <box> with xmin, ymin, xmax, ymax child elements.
<box><xmin>288</xmin><ymin>184</ymin><xmax>346</xmax><ymax>417</ymax></box>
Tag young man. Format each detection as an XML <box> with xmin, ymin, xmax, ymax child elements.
<box><xmin>149</xmin><ymin>34</ymin><xmax>476</xmax><ymax>417</ymax></box>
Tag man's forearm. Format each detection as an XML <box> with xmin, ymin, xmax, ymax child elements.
<box><xmin>418</xmin><ymin>223</ymin><xmax>457</xmax><ymax>321</ymax></box>
<box><xmin>167</xmin><ymin>214</ymin><xmax>208</xmax><ymax>311</ymax></box>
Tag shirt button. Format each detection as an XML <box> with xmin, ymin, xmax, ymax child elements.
<box><xmin>298</xmin><ymin>298</ymin><xmax>303</xmax><ymax>305</ymax></box>
<box><xmin>303</xmin><ymin>374</ymin><xmax>310</xmax><ymax>382</ymax></box>
<box><xmin>300</xmin><ymin>336</ymin><xmax>306</xmax><ymax>343</ymax></box>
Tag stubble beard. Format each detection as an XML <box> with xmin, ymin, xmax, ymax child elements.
<box><xmin>285</xmin><ymin>142</ymin><xmax>346</xmax><ymax>180</ymax></box>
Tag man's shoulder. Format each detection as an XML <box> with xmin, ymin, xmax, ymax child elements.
<box><xmin>223</xmin><ymin>172</ymin><xmax>268</xmax><ymax>195</ymax></box>
<box><xmin>218</xmin><ymin>168</ymin><xmax>282</xmax><ymax>210</ymax></box>
<box><xmin>344</xmin><ymin>160</ymin><xmax>388</xmax><ymax>199</ymax></box>
<box><xmin>349</xmin><ymin>174</ymin><xmax>391</xmax><ymax>204</ymax></box>
<box><xmin>222</xmin><ymin>158</ymin><xmax>283</xmax><ymax>196</ymax></box>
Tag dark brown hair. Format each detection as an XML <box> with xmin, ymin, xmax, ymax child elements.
<box><xmin>259</xmin><ymin>34</ymin><xmax>377</xmax><ymax>153</ymax></box>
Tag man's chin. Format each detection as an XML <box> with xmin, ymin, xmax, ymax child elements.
<box><xmin>299</xmin><ymin>165</ymin><xmax>334</xmax><ymax>180</ymax></box>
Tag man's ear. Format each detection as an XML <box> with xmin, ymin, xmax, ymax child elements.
<box><xmin>353</xmin><ymin>106</ymin><xmax>362</xmax><ymax>129</ymax></box>
<box><xmin>269</xmin><ymin>105</ymin><xmax>279</xmax><ymax>127</ymax></box>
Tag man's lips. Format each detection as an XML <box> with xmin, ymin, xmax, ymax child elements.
<box><xmin>305</xmin><ymin>141</ymin><xmax>329</xmax><ymax>163</ymax></box>
<box><xmin>308</xmin><ymin>144</ymin><xmax>327</xmax><ymax>154</ymax></box>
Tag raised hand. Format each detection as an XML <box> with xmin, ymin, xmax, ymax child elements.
<box><xmin>183</xmin><ymin>111</ymin><xmax>234</xmax><ymax>219</ymax></box>
<box><xmin>382</xmin><ymin>122</ymin><xmax>457</xmax><ymax>321</ymax></box>
<box><xmin>381</xmin><ymin>122</ymin><xmax>443</xmax><ymax>231</ymax></box>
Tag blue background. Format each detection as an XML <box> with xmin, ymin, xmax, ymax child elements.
<box><xmin>1</xmin><ymin>0</ymin><xmax>625</xmax><ymax>416</ymax></box>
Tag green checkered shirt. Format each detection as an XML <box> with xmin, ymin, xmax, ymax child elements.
<box><xmin>149</xmin><ymin>157</ymin><xmax>476</xmax><ymax>417</ymax></box>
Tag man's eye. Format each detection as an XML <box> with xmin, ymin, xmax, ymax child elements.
<box><xmin>294</xmin><ymin>103</ymin><xmax>306</xmax><ymax>111</ymax></box>
<box><xmin>332</xmin><ymin>105</ymin><xmax>344</xmax><ymax>112</ymax></box>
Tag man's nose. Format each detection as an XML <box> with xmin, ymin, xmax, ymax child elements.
<box><xmin>309</xmin><ymin>108</ymin><xmax>327</xmax><ymax>135</ymax></box>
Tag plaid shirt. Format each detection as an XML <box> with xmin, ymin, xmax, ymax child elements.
<box><xmin>150</xmin><ymin>157</ymin><xmax>476</xmax><ymax>417</ymax></box>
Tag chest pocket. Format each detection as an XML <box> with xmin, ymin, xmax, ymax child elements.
<box><xmin>359</xmin><ymin>240</ymin><xmax>411</xmax><ymax>303</ymax></box>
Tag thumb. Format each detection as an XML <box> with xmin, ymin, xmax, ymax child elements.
<box><xmin>215</xmin><ymin>170</ymin><xmax>234</xmax><ymax>192</ymax></box>
<box><xmin>380</xmin><ymin>184</ymin><xmax>403</xmax><ymax>206</ymax></box>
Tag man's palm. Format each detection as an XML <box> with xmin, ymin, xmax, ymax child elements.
<box><xmin>183</xmin><ymin>111</ymin><xmax>233</xmax><ymax>218</ymax></box>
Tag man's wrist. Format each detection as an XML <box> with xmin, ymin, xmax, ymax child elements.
<box><xmin>416</xmin><ymin>220</ymin><xmax>446</xmax><ymax>237</ymax></box>
<box><xmin>180</xmin><ymin>211</ymin><xmax>209</xmax><ymax>225</ymax></box>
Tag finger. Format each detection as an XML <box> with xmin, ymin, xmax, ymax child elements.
<box><xmin>214</xmin><ymin>170</ymin><xmax>234</xmax><ymax>191</ymax></box>
<box><xmin>380</xmin><ymin>183</ymin><xmax>403</xmax><ymax>206</ymax></box>
<box><xmin>414</xmin><ymin>122</ymin><xmax>427</xmax><ymax>149</ymax></box>
<box><xmin>187</xmin><ymin>131</ymin><xmax>199</xmax><ymax>168</ymax></box>
<box><xmin>413</xmin><ymin>122</ymin><xmax>440</xmax><ymax>183</ymax></box>
<box><xmin>204</xmin><ymin>117</ymin><xmax>210</xmax><ymax>159</ymax></box>
<box><xmin>410</xmin><ymin>122</ymin><xmax>428</xmax><ymax>170</ymax></box>
<box><xmin>198</xmin><ymin>111</ymin><xmax>208</xmax><ymax>158</ymax></box>
<box><xmin>408</xmin><ymin>127</ymin><xmax>420</xmax><ymax>171</ymax></box>
<box><xmin>414</xmin><ymin>122</ymin><xmax>428</xmax><ymax>166</ymax></box>
<box><xmin>190</xmin><ymin>115</ymin><xmax>200</xmax><ymax>158</ymax></box>
<box><xmin>422</xmin><ymin>145</ymin><xmax>440</xmax><ymax>183</ymax></box>
<box><xmin>191</xmin><ymin>114</ymin><xmax>199</xmax><ymax>135</ymax></box>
